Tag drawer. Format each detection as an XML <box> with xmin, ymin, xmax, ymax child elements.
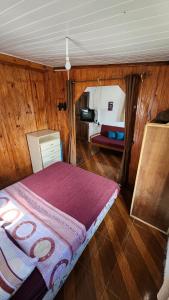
<box><xmin>41</xmin><ymin>147</ymin><xmax>60</xmax><ymax>160</ymax></box>
<box><xmin>42</xmin><ymin>152</ymin><xmax>57</xmax><ymax>163</ymax></box>
<box><xmin>40</xmin><ymin>144</ymin><xmax>60</xmax><ymax>154</ymax></box>
<box><xmin>43</xmin><ymin>156</ymin><xmax>61</xmax><ymax>168</ymax></box>
<box><xmin>42</xmin><ymin>150</ymin><xmax>61</xmax><ymax>163</ymax></box>
<box><xmin>43</xmin><ymin>159</ymin><xmax>57</xmax><ymax>168</ymax></box>
<box><xmin>41</xmin><ymin>147</ymin><xmax>60</xmax><ymax>159</ymax></box>
<box><xmin>40</xmin><ymin>140</ymin><xmax>60</xmax><ymax>151</ymax></box>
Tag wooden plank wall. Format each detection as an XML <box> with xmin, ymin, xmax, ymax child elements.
<box><xmin>44</xmin><ymin>70</ymin><xmax>69</xmax><ymax>156</ymax></box>
<box><xmin>0</xmin><ymin>63</ymin><xmax>68</xmax><ymax>188</ymax></box>
<box><xmin>0</xmin><ymin>59</ymin><xmax>169</xmax><ymax>188</ymax></box>
<box><xmin>0</xmin><ymin>64</ymin><xmax>46</xmax><ymax>188</ymax></box>
<box><xmin>52</xmin><ymin>63</ymin><xmax>169</xmax><ymax>186</ymax></box>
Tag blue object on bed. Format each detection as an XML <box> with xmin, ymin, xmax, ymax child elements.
<box><xmin>116</xmin><ymin>131</ymin><xmax>125</xmax><ymax>140</ymax></box>
<box><xmin>107</xmin><ymin>131</ymin><xmax>117</xmax><ymax>139</ymax></box>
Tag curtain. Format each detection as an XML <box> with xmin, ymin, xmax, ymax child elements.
<box><xmin>67</xmin><ymin>79</ymin><xmax>76</xmax><ymax>164</ymax></box>
<box><xmin>119</xmin><ymin>74</ymin><xmax>141</xmax><ymax>186</ymax></box>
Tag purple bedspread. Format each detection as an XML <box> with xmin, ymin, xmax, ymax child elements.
<box><xmin>11</xmin><ymin>162</ymin><xmax>119</xmax><ymax>300</ymax></box>
<box><xmin>22</xmin><ymin>162</ymin><xmax>119</xmax><ymax>230</ymax></box>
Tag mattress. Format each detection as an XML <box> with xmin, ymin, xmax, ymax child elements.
<box><xmin>3</xmin><ymin>162</ymin><xmax>119</xmax><ymax>299</ymax></box>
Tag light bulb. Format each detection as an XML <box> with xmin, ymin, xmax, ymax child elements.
<box><xmin>65</xmin><ymin>58</ymin><xmax>71</xmax><ymax>70</ymax></box>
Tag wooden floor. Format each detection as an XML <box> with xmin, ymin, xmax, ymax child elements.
<box><xmin>76</xmin><ymin>139</ymin><xmax>100</xmax><ymax>165</ymax></box>
<box><xmin>76</xmin><ymin>140</ymin><xmax>122</xmax><ymax>182</ymax></box>
<box><xmin>56</xmin><ymin>141</ymin><xmax>167</xmax><ymax>300</ymax></box>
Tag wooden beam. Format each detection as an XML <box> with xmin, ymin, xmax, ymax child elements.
<box><xmin>52</xmin><ymin>61</ymin><xmax>169</xmax><ymax>70</ymax></box>
<box><xmin>0</xmin><ymin>53</ymin><xmax>53</xmax><ymax>71</ymax></box>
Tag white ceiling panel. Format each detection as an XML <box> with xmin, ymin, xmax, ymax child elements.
<box><xmin>0</xmin><ymin>0</ymin><xmax>169</xmax><ymax>67</ymax></box>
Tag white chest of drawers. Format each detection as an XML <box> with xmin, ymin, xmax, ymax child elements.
<box><xmin>27</xmin><ymin>129</ymin><xmax>62</xmax><ymax>173</ymax></box>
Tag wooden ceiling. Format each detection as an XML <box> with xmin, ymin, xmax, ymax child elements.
<box><xmin>0</xmin><ymin>0</ymin><xmax>169</xmax><ymax>67</ymax></box>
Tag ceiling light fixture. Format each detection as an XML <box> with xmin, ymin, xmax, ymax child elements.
<box><xmin>54</xmin><ymin>37</ymin><xmax>71</xmax><ymax>79</ymax></box>
<box><xmin>65</xmin><ymin>37</ymin><xmax>71</xmax><ymax>71</ymax></box>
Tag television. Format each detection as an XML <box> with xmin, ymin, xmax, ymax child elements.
<box><xmin>80</xmin><ymin>108</ymin><xmax>95</xmax><ymax>122</ymax></box>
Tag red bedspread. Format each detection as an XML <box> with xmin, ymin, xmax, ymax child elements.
<box><xmin>11</xmin><ymin>162</ymin><xmax>119</xmax><ymax>300</ymax></box>
<box><xmin>22</xmin><ymin>162</ymin><xmax>119</xmax><ymax>230</ymax></box>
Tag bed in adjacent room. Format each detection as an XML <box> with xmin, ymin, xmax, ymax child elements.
<box><xmin>0</xmin><ymin>162</ymin><xmax>119</xmax><ymax>300</ymax></box>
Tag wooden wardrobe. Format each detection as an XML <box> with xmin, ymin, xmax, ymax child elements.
<box><xmin>130</xmin><ymin>123</ymin><xmax>169</xmax><ymax>234</ymax></box>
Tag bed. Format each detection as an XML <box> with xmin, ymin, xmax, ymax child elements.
<box><xmin>0</xmin><ymin>162</ymin><xmax>119</xmax><ymax>300</ymax></box>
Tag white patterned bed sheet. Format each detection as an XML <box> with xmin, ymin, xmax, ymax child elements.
<box><xmin>43</xmin><ymin>187</ymin><xmax>119</xmax><ymax>300</ymax></box>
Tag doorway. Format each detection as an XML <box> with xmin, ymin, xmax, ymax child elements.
<box><xmin>75</xmin><ymin>85</ymin><xmax>126</xmax><ymax>182</ymax></box>
<box><xmin>76</xmin><ymin>91</ymin><xmax>99</xmax><ymax>165</ymax></box>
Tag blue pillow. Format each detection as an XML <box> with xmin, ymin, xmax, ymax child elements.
<box><xmin>107</xmin><ymin>131</ymin><xmax>117</xmax><ymax>139</ymax></box>
<box><xmin>116</xmin><ymin>131</ymin><xmax>125</xmax><ymax>140</ymax></box>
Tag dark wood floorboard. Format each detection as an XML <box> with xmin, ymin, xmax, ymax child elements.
<box><xmin>76</xmin><ymin>139</ymin><xmax>99</xmax><ymax>165</ymax></box>
<box><xmin>55</xmin><ymin>141</ymin><xmax>167</xmax><ymax>300</ymax></box>
<box><xmin>76</xmin><ymin>140</ymin><xmax>122</xmax><ymax>182</ymax></box>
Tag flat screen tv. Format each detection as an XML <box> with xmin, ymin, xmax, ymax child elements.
<box><xmin>80</xmin><ymin>108</ymin><xmax>95</xmax><ymax>122</ymax></box>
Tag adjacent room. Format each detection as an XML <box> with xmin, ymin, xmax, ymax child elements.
<box><xmin>0</xmin><ymin>1</ymin><xmax>169</xmax><ymax>300</ymax></box>
<box><xmin>76</xmin><ymin>85</ymin><xmax>125</xmax><ymax>181</ymax></box>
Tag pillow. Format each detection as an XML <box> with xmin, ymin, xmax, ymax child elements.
<box><xmin>107</xmin><ymin>131</ymin><xmax>117</xmax><ymax>139</ymax></box>
<box><xmin>0</xmin><ymin>228</ymin><xmax>37</xmax><ymax>300</ymax></box>
<box><xmin>116</xmin><ymin>131</ymin><xmax>125</xmax><ymax>140</ymax></box>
